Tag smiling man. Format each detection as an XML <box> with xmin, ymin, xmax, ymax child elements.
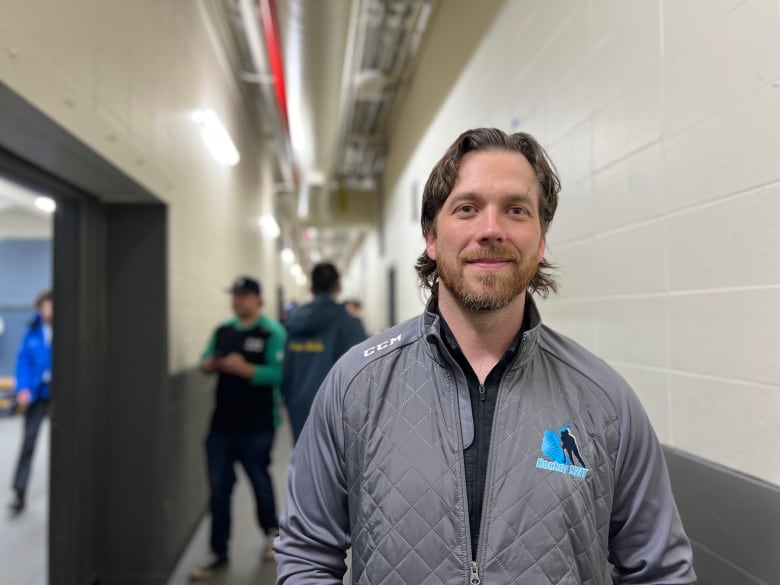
<box><xmin>276</xmin><ymin>128</ymin><xmax>696</xmax><ymax>585</ymax></box>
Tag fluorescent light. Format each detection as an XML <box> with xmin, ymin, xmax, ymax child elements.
<box><xmin>192</xmin><ymin>109</ymin><xmax>240</xmax><ymax>166</ymax></box>
<box><xmin>34</xmin><ymin>196</ymin><xmax>56</xmax><ymax>213</ymax></box>
<box><xmin>281</xmin><ymin>248</ymin><xmax>295</xmax><ymax>264</ymax></box>
<box><xmin>258</xmin><ymin>215</ymin><xmax>280</xmax><ymax>238</ymax></box>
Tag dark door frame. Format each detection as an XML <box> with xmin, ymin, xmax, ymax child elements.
<box><xmin>0</xmin><ymin>81</ymin><xmax>170</xmax><ymax>585</ymax></box>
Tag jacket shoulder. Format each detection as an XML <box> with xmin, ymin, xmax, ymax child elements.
<box><xmin>537</xmin><ymin>325</ymin><xmax>633</xmax><ymax>403</ymax></box>
<box><xmin>329</xmin><ymin>314</ymin><xmax>424</xmax><ymax>380</ymax></box>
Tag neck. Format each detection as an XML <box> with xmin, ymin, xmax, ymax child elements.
<box><xmin>238</xmin><ymin>312</ymin><xmax>259</xmax><ymax>327</ymax></box>
<box><xmin>437</xmin><ymin>288</ymin><xmax>526</xmax><ymax>383</ymax></box>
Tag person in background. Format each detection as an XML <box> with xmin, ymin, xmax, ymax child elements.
<box><xmin>8</xmin><ymin>289</ymin><xmax>53</xmax><ymax>516</ymax></box>
<box><xmin>275</xmin><ymin>128</ymin><xmax>695</xmax><ymax>584</ymax></box>
<box><xmin>282</xmin><ymin>263</ymin><xmax>366</xmax><ymax>443</ymax></box>
<box><xmin>190</xmin><ymin>276</ymin><xmax>286</xmax><ymax>580</ymax></box>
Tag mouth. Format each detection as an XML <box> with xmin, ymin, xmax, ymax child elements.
<box><xmin>465</xmin><ymin>258</ymin><xmax>514</xmax><ymax>271</ymax></box>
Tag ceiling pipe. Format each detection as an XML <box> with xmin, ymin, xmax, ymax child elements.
<box><xmin>238</xmin><ymin>0</ymin><xmax>297</xmax><ymax>191</ymax></box>
<box><xmin>258</xmin><ymin>0</ymin><xmax>289</xmax><ymax>128</ymax></box>
<box><xmin>333</xmin><ymin>0</ymin><xmax>370</xmax><ymax>184</ymax></box>
<box><xmin>277</xmin><ymin>0</ymin><xmax>354</xmax><ymax>221</ymax></box>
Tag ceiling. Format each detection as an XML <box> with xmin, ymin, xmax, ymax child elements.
<box><xmin>206</xmin><ymin>0</ymin><xmax>438</xmax><ymax>275</ymax></box>
<box><xmin>0</xmin><ymin>175</ymin><xmax>53</xmax><ymax>238</ymax></box>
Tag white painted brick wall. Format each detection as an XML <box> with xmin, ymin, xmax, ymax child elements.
<box><xmin>377</xmin><ymin>0</ymin><xmax>780</xmax><ymax>484</ymax></box>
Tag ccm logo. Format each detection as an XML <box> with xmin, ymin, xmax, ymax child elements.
<box><xmin>363</xmin><ymin>334</ymin><xmax>402</xmax><ymax>357</ymax></box>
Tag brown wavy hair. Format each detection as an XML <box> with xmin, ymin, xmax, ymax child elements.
<box><xmin>415</xmin><ymin>127</ymin><xmax>561</xmax><ymax>298</ymax></box>
<box><xmin>34</xmin><ymin>289</ymin><xmax>52</xmax><ymax>308</ymax></box>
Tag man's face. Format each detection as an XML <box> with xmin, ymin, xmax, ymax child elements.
<box><xmin>39</xmin><ymin>299</ymin><xmax>53</xmax><ymax>323</ymax></box>
<box><xmin>425</xmin><ymin>149</ymin><xmax>546</xmax><ymax>313</ymax></box>
<box><xmin>231</xmin><ymin>292</ymin><xmax>261</xmax><ymax>319</ymax></box>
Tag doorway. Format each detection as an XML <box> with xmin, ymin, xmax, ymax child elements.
<box><xmin>0</xmin><ymin>81</ymin><xmax>172</xmax><ymax>585</ymax></box>
<box><xmin>0</xmin><ymin>174</ymin><xmax>55</xmax><ymax>584</ymax></box>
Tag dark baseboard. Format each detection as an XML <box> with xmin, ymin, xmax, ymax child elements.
<box><xmin>664</xmin><ymin>446</ymin><xmax>779</xmax><ymax>585</ymax></box>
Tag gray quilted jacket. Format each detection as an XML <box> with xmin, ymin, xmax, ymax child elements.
<box><xmin>276</xmin><ymin>298</ymin><xmax>695</xmax><ymax>584</ymax></box>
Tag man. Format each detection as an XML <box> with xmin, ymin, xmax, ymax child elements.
<box><xmin>191</xmin><ymin>276</ymin><xmax>286</xmax><ymax>580</ymax></box>
<box><xmin>8</xmin><ymin>289</ymin><xmax>52</xmax><ymax>516</ymax></box>
<box><xmin>282</xmin><ymin>262</ymin><xmax>366</xmax><ymax>442</ymax></box>
<box><xmin>276</xmin><ymin>128</ymin><xmax>696</xmax><ymax>584</ymax></box>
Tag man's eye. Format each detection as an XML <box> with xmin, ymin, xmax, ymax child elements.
<box><xmin>509</xmin><ymin>207</ymin><xmax>529</xmax><ymax>215</ymax></box>
<box><xmin>456</xmin><ymin>204</ymin><xmax>476</xmax><ymax>213</ymax></box>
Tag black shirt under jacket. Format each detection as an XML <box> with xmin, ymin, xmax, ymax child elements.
<box><xmin>437</xmin><ymin>306</ymin><xmax>529</xmax><ymax>561</ymax></box>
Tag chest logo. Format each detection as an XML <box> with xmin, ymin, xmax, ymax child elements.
<box><xmin>243</xmin><ymin>336</ymin><xmax>265</xmax><ymax>353</ymax></box>
<box><xmin>536</xmin><ymin>423</ymin><xmax>589</xmax><ymax>479</ymax></box>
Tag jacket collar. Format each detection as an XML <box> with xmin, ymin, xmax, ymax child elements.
<box><xmin>421</xmin><ymin>293</ymin><xmax>542</xmax><ymax>368</ymax></box>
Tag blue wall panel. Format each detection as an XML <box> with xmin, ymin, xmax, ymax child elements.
<box><xmin>0</xmin><ymin>238</ymin><xmax>52</xmax><ymax>378</ymax></box>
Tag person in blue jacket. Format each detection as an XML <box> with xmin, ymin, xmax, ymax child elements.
<box><xmin>282</xmin><ymin>262</ymin><xmax>366</xmax><ymax>442</ymax></box>
<box><xmin>8</xmin><ymin>289</ymin><xmax>53</xmax><ymax>516</ymax></box>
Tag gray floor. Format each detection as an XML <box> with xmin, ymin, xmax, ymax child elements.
<box><xmin>0</xmin><ymin>414</ymin><xmax>49</xmax><ymax>585</ymax></box>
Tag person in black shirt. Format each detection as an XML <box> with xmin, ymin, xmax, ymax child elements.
<box><xmin>190</xmin><ymin>276</ymin><xmax>286</xmax><ymax>580</ymax></box>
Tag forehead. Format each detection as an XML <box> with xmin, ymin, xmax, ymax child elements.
<box><xmin>454</xmin><ymin>149</ymin><xmax>537</xmax><ymax>190</ymax></box>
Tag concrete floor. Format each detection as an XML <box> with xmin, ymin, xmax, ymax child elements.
<box><xmin>0</xmin><ymin>414</ymin><xmax>49</xmax><ymax>585</ymax></box>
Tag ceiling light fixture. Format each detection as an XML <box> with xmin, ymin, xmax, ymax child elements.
<box><xmin>192</xmin><ymin>109</ymin><xmax>240</xmax><ymax>166</ymax></box>
<box><xmin>281</xmin><ymin>247</ymin><xmax>295</xmax><ymax>264</ymax></box>
<box><xmin>34</xmin><ymin>196</ymin><xmax>56</xmax><ymax>213</ymax></box>
<box><xmin>259</xmin><ymin>214</ymin><xmax>281</xmax><ymax>238</ymax></box>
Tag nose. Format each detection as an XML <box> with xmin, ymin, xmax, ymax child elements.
<box><xmin>477</xmin><ymin>207</ymin><xmax>505</xmax><ymax>243</ymax></box>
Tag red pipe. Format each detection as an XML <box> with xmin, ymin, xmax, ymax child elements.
<box><xmin>258</xmin><ymin>0</ymin><xmax>289</xmax><ymax>129</ymax></box>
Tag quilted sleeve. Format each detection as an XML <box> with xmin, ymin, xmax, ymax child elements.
<box><xmin>608</xmin><ymin>384</ymin><xmax>696</xmax><ymax>584</ymax></box>
<box><xmin>276</xmin><ymin>365</ymin><xmax>351</xmax><ymax>584</ymax></box>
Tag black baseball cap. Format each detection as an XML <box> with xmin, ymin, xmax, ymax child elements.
<box><xmin>227</xmin><ymin>275</ymin><xmax>261</xmax><ymax>295</ymax></box>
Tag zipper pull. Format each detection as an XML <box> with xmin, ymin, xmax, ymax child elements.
<box><xmin>470</xmin><ymin>561</ymin><xmax>481</xmax><ymax>585</ymax></box>
<box><xmin>479</xmin><ymin>383</ymin><xmax>486</xmax><ymax>402</ymax></box>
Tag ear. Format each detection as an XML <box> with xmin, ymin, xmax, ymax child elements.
<box><xmin>537</xmin><ymin>237</ymin><xmax>546</xmax><ymax>263</ymax></box>
<box><xmin>425</xmin><ymin>230</ymin><xmax>437</xmax><ymax>261</ymax></box>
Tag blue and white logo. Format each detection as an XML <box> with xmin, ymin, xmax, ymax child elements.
<box><xmin>536</xmin><ymin>423</ymin><xmax>589</xmax><ymax>479</ymax></box>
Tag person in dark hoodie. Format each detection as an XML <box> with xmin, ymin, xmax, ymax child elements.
<box><xmin>282</xmin><ymin>262</ymin><xmax>366</xmax><ymax>443</ymax></box>
<box><xmin>8</xmin><ymin>289</ymin><xmax>52</xmax><ymax>516</ymax></box>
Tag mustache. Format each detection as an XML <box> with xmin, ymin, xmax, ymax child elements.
<box><xmin>460</xmin><ymin>247</ymin><xmax>521</xmax><ymax>262</ymax></box>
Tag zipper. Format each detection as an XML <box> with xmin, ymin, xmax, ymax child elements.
<box><xmin>439</xmin><ymin>354</ymin><xmax>478</xmax><ymax>583</ymax></box>
<box><xmin>470</xmin><ymin>561</ymin><xmax>481</xmax><ymax>585</ymax></box>
<box><xmin>435</xmin><ymin>331</ymin><xmax>525</xmax><ymax>585</ymax></box>
<box><xmin>472</xmin><ymin>352</ymin><xmax>523</xmax><ymax>582</ymax></box>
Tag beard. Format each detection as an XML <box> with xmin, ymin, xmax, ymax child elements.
<box><xmin>436</xmin><ymin>246</ymin><xmax>537</xmax><ymax>313</ymax></box>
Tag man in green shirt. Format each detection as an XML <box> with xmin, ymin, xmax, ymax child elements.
<box><xmin>191</xmin><ymin>276</ymin><xmax>286</xmax><ymax>580</ymax></box>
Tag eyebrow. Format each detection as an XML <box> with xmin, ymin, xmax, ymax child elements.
<box><xmin>446</xmin><ymin>190</ymin><xmax>537</xmax><ymax>207</ymax></box>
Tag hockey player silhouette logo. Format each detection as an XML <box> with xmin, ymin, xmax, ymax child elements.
<box><xmin>537</xmin><ymin>423</ymin><xmax>589</xmax><ymax>478</ymax></box>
